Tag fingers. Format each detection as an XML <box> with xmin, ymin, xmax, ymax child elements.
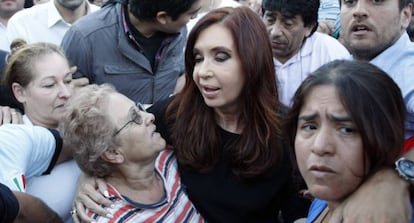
<box><xmin>317</xmin><ymin>20</ymin><xmax>335</xmax><ymax>36</ymax></box>
<box><xmin>0</xmin><ymin>106</ymin><xmax>23</xmax><ymax>125</ymax></box>
<box><xmin>96</xmin><ymin>178</ymin><xmax>110</xmax><ymax>199</ymax></box>
<box><xmin>70</xmin><ymin>207</ymin><xmax>81</xmax><ymax>223</ymax></box>
<box><xmin>11</xmin><ymin>109</ymin><xmax>23</xmax><ymax>124</ymax></box>
<box><xmin>73</xmin><ymin>199</ymin><xmax>94</xmax><ymax>223</ymax></box>
<box><xmin>74</xmin><ymin>175</ymin><xmax>112</xmax><ymax>221</ymax></box>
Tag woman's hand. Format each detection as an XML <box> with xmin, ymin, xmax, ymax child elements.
<box><xmin>330</xmin><ymin>168</ymin><xmax>411</xmax><ymax>223</ymax></box>
<box><xmin>0</xmin><ymin>106</ymin><xmax>23</xmax><ymax>125</ymax></box>
<box><xmin>72</xmin><ymin>174</ymin><xmax>113</xmax><ymax>223</ymax></box>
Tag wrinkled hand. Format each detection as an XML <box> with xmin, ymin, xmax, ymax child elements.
<box><xmin>330</xmin><ymin>168</ymin><xmax>411</xmax><ymax>223</ymax></box>
<box><xmin>0</xmin><ymin>106</ymin><xmax>23</xmax><ymax>125</ymax></box>
<box><xmin>317</xmin><ymin>20</ymin><xmax>335</xmax><ymax>36</ymax></box>
<box><xmin>72</xmin><ymin>174</ymin><xmax>112</xmax><ymax>223</ymax></box>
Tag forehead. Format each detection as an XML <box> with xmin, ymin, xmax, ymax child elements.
<box><xmin>194</xmin><ymin>24</ymin><xmax>235</xmax><ymax>49</ymax></box>
<box><xmin>31</xmin><ymin>53</ymin><xmax>70</xmax><ymax>78</ymax></box>
<box><xmin>300</xmin><ymin>85</ymin><xmax>347</xmax><ymax>114</ymax></box>
<box><xmin>264</xmin><ymin>10</ymin><xmax>303</xmax><ymax>21</ymax></box>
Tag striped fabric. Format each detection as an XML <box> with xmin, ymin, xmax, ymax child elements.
<box><xmin>85</xmin><ymin>150</ymin><xmax>205</xmax><ymax>223</ymax></box>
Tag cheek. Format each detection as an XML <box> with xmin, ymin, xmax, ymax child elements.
<box><xmin>294</xmin><ymin>138</ymin><xmax>309</xmax><ymax>173</ymax></box>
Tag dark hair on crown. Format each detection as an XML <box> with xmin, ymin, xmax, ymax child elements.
<box><xmin>262</xmin><ymin>0</ymin><xmax>319</xmax><ymax>35</ymax></box>
<box><xmin>129</xmin><ymin>0</ymin><xmax>198</xmax><ymax>21</ymax></box>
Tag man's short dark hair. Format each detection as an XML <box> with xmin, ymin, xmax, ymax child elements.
<box><xmin>129</xmin><ymin>0</ymin><xmax>198</xmax><ymax>21</ymax></box>
<box><xmin>262</xmin><ymin>0</ymin><xmax>319</xmax><ymax>30</ymax></box>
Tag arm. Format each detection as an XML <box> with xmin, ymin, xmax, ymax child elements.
<box><xmin>61</xmin><ymin>28</ymin><xmax>93</xmax><ymax>81</ymax></box>
<box><xmin>13</xmin><ymin>191</ymin><xmax>63</xmax><ymax>223</ymax></box>
<box><xmin>72</xmin><ymin>174</ymin><xmax>113</xmax><ymax>223</ymax></box>
<box><xmin>330</xmin><ymin>168</ymin><xmax>411</xmax><ymax>223</ymax></box>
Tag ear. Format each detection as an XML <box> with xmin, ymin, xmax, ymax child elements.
<box><xmin>12</xmin><ymin>82</ymin><xmax>26</xmax><ymax>104</ymax></box>
<box><xmin>401</xmin><ymin>3</ymin><xmax>413</xmax><ymax>30</ymax></box>
<box><xmin>101</xmin><ymin>148</ymin><xmax>125</xmax><ymax>164</ymax></box>
<box><xmin>304</xmin><ymin>24</ymin><xmax>315</xmax><ymax>38</ymax></box>
<box><xmin>155</xmin><ymin>11</ymin><xmax>170</xmax><ymax>25</ymax></box>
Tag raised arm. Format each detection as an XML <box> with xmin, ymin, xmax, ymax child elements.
<box><xmin>330</xmin><ymin>150</ymin><xmax>414</xmax><ymax>223</ymax></box>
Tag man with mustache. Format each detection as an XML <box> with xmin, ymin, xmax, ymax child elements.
<box><xmin>261</xmin><ymin>0</ymin><xmax>349</xmax><ymax>106</ymax></box>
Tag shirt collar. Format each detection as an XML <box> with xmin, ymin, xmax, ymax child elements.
<box><xmin>370</xmin><ymin>32</ymin><xmax>410</xmax><ymax>64</ymax></box>
<box><xmin>47</xmin><ymin>0</ymin><xmax>93</xmax><ymax>28</ymax></box>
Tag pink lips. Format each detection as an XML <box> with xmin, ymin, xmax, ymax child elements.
<box><xmin>309</xmin><ymin>165</ymin><xmax>335</xmax><ymax>173</ymax></box>
<box><xmin>200</xmin><ymin>85</ymin><xmax>220</xmax><ymax>98</ymax></box>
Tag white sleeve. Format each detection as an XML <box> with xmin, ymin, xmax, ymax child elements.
<box><xmin>0</xmin><ymin>124</ymin><xmax>59</xmax><ymax>192</ymax></box>
<box><xmin>6</xmin><ymin>12</ymin><xmax>30</xmax><ymax>44</ymax></box>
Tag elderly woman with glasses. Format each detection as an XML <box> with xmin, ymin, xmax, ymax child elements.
<box><xmin>59</xmin><ymin>84</ymin><xmax>204</xmax><ymax>223</ymax></box>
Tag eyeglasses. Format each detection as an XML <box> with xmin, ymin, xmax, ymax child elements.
<box><xmin>113</xmin><ymin>102</ymin><xmax>147</xmax><ymax>136</ymax></box>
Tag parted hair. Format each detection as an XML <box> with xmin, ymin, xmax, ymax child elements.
<box><xmin>2</xmin><ymin>39</ymin><xmax>67</xmax><ymax>90</ymax></box>
<box><xmin>285</xmin><ymin>60</ymin><xmax>406</xmax><ymax>175</ymax></box>
<box><xmin>59</xmin><ymin>84</ymin><xmax>121</xmax><ymax>178</ymax></box>
<box><xmin>167</xmin><ymin>7</ymin><xmax>283</xmax><ymax>178</ymax></box>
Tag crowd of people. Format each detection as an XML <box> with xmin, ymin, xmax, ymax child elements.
<box><xmin>0</xmin><ymin>0</ymin><xmax>414</xmax><ymax>223</ymax></box>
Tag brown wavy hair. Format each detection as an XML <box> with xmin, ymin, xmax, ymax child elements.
<box><xmin>167</xmin><ymin>7</ymin><xmax>284</xmax><ymax>178</ymax></box>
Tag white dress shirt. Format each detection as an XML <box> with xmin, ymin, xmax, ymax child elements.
<box><xmin>275</xmin><ymin>32</ymin><xmax>350</xmax><ymax>106</ymax></box>
<box><xmin>0</xmin><ymin>23</ymin><xmax>9</xmax><ymax>52</ymax></box>
<box><xmin>6</xmin><ymin>0</ymin><xmax>99</xmax><ymax>45</ymax></box>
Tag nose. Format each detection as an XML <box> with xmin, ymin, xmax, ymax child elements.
<box><xmin>352</xmin><ymin>0</ymin><xmax>368</xmax><ymax>20</ymax></box>
<box><xmin>310</xmin><ymin>126</ymin><xmax>335</xmax><ymax>156</ymax></box>
<box><xmin>269</xmin><ymin>21</ymin><xmax>283</xmax><ymax>38</ymax></box>
<box><xmin>196</xmin><ymin>58</ymin><xmax>213</xmax><ymax>79</ymax></box>
<box><xmin>58</xmin><ymin>82</ymin><xmax>72</xmax><ymax>98</ymax></box>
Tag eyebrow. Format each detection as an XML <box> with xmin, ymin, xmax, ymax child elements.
<box><xmin>298</xmin><ymin>113</ymin><xmax>317</xmax><ymax>121</ymax></box>
<box><xmin>193</xmin><ymin>46</ymin><xmax>232</xmax><ymax>54</ymax></box>
<box><xmin>327</xmin><ymin>114</ymin><xmax>353</xmax><ymax>122</ymax></box>
<box><xmin>298</xmin><ymin>113</ymin><xmax>353</xmax><ymax>123</ymax></box>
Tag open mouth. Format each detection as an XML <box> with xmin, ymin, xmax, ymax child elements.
<box><xmin>352</xmin><ymin>24</ymin><xmax>370</xmax><ymax>33</ymax></box>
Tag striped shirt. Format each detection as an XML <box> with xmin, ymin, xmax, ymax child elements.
<box><xmin>86</xmin><ymin>150</ymin><xmax>205</xmax><ymax>223</ymax></box>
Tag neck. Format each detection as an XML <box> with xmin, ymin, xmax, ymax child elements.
<box><xmin>54</xmin><ymin>0</ymin><xmax>87</xmax><ymax>24</ymax></box>
<box><xmin>0</xmin><ymin>16</ymin><xmax>9</xmax><ymax>26</ymax></box>
<box><xmin>105</xmin><ymin>160</ymin><xmax>165</xmax><ymax>203</ymax></box>
<box><xmin>215</xmin><ymin>108</ymin><xmax>243</xmax><ymax>134</ymax></box>
<box><xmin>26</xmin><ymin>115</ymin><xmax>58</xmax><ymax>129</ymax></box>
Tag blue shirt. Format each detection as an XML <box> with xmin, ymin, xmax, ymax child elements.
<box><xmin>354</xmin><ymin>32</ymin><xmax>414</xmax><ymax>139</ymax></box>
<box><xmin>307</xmin><ymin>198</ymin><xmax>414</xmax><ymax>222</ymax></box>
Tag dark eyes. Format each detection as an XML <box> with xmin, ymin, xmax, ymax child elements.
<box><xmin>193</xmin><ymin>52</ymin><xmax>230</xmax><ymax>63</ymax></box>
